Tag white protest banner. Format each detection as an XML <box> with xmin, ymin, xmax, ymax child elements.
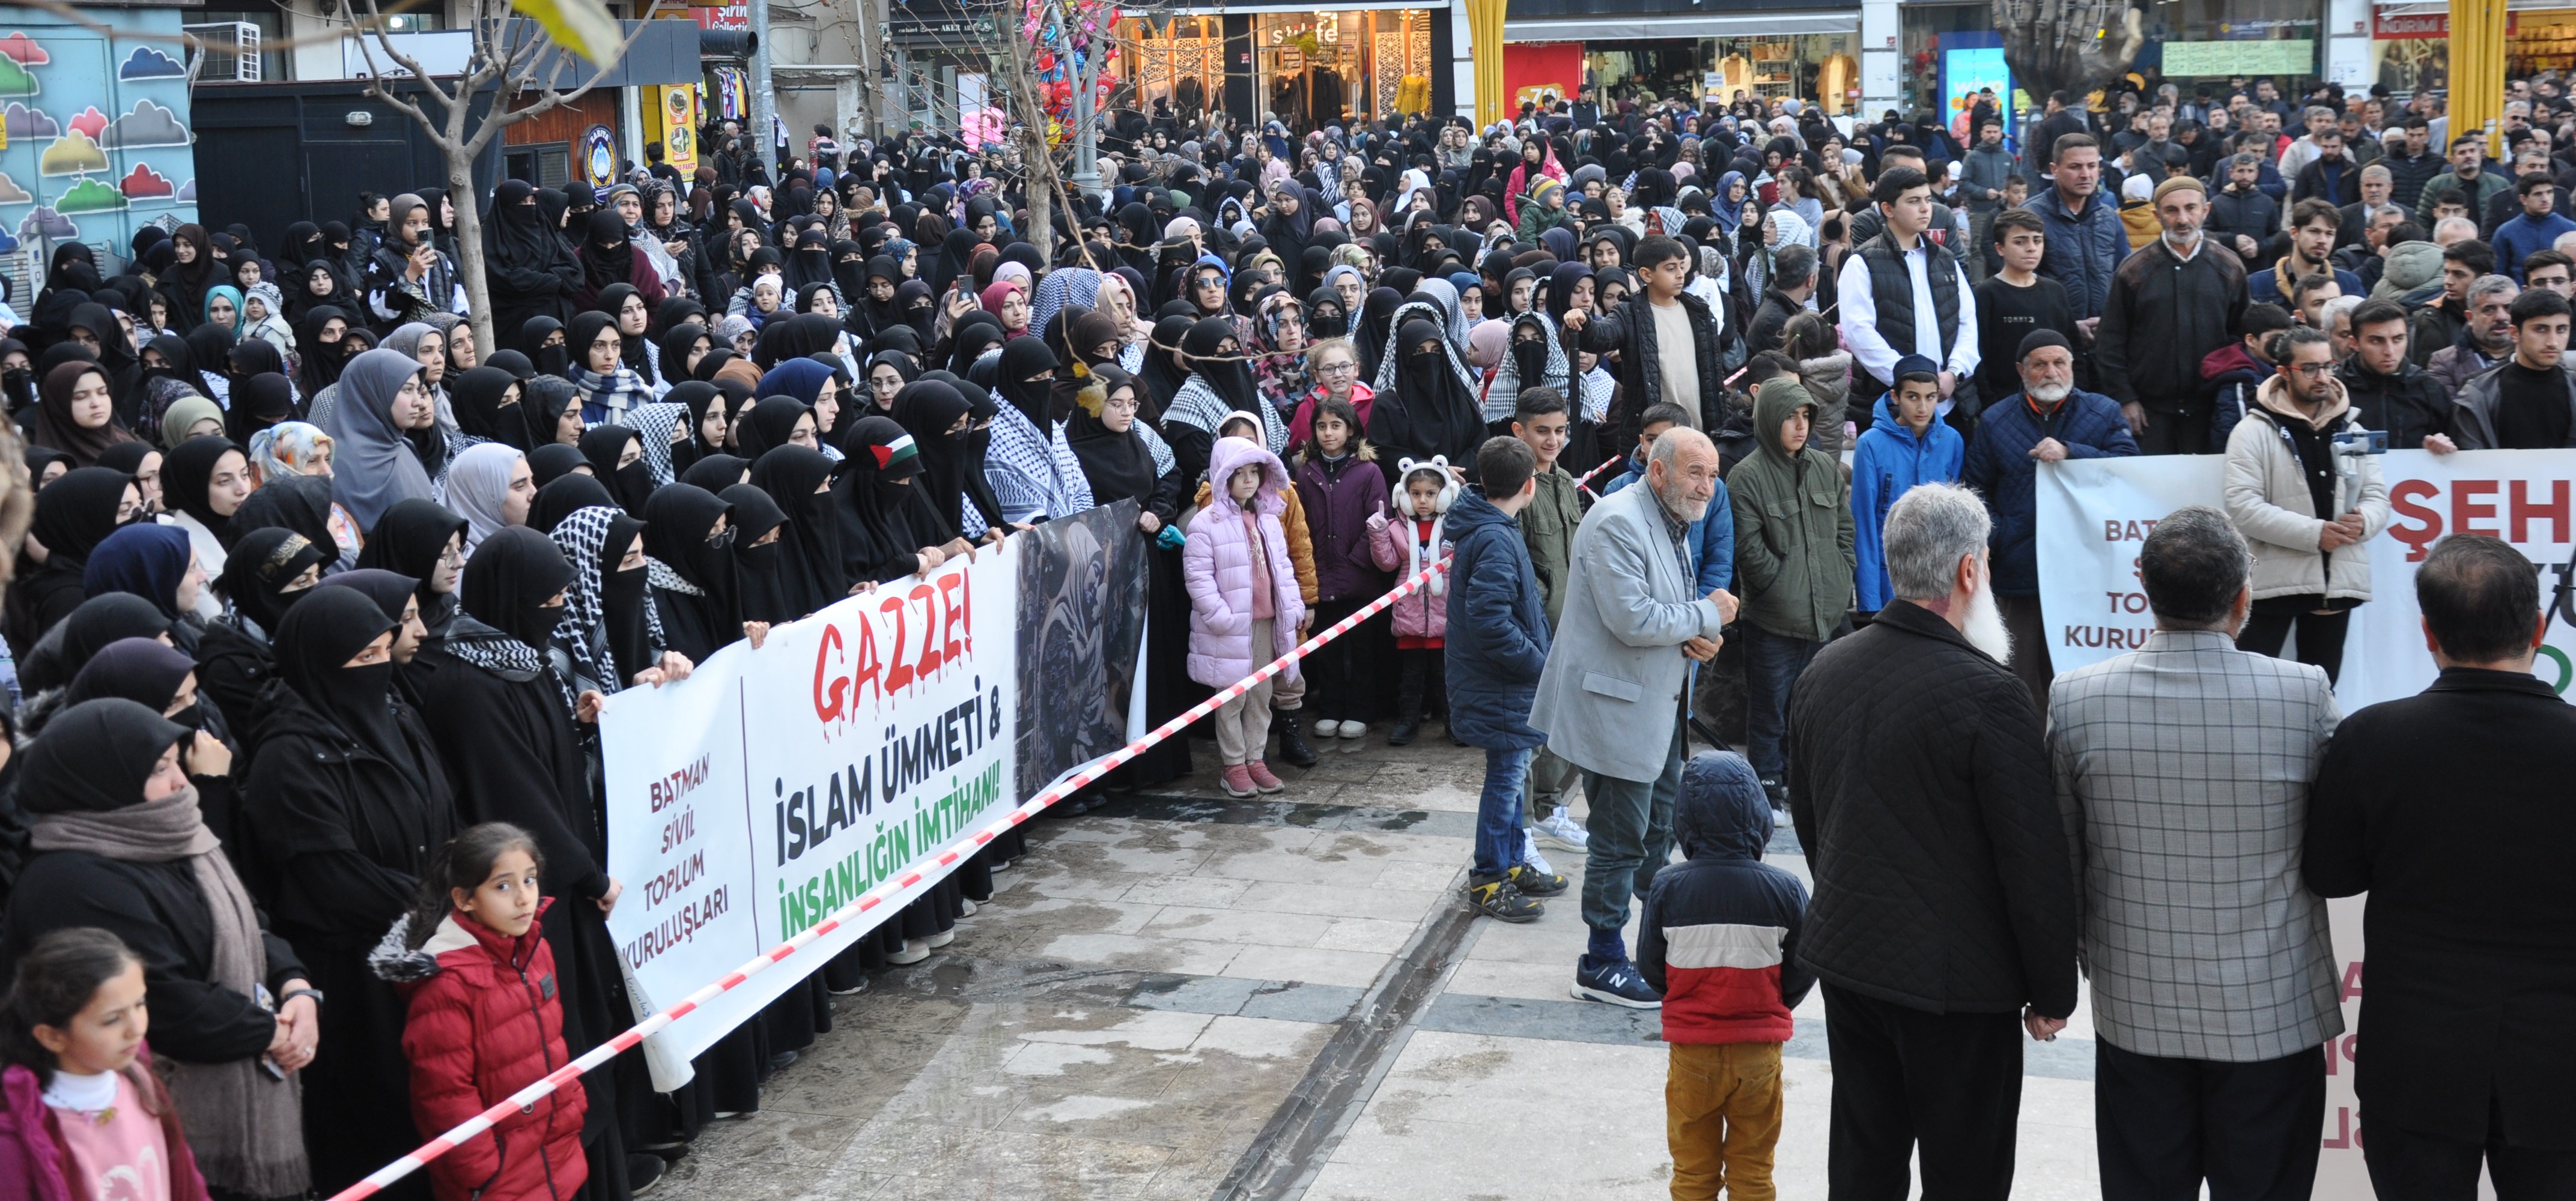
<box><xmin>598</xmin><ymin>541</ymin><xmax>1021</xmax><ymax>1062</ymax></box>
<box><xmin>2035</xmin><ymin>449</ymin><xmax>2576</xmax><ymax>706</ymax></box>
<box><xmin>2038</xmin><ymin>449</ymin><xmax>2571</xmax><ymax>1199</ymax></box>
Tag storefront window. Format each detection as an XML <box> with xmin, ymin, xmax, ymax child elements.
<box><xmin>1119</xmin><ymin>17</ymin><xmax>1223</xmax><ymax>121</ymax></box>
<box><xmin>1900</xmin><ymin>5</ymin><xmax>1990</xmax><ymax>121</ymax></box>
<box><xmin>1706</xmin><ymin>34</ymin><xmax>1858</xmax><ymax>113</ymax></box>
<box><xmin>1248</xmin><ymin>11</ymin><xmax>1432</xmax><ymax>129</ymax></box>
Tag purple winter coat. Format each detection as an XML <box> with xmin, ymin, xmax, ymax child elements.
<box><xmin>1292</xmin><ymin>449</ymin><xmax>1391</xmax><ymax>604</ymax></box>
<box><xmin>1185</xmin><ymin>437</ymin><xmax>1307</xmax><ymax>688</ymax></box>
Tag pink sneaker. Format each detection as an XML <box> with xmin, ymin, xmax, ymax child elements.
<box><xmin>1245</xmin><ymin>761</ymin><xmax>1285</xmax><ymax>793</ymax></box>
<box><xmin>1220</xmin><ymin>764</ymin><xmax>1258</xmax><ymax>797</ymax></box>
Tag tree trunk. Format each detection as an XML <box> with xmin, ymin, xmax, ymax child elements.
<box><xmin>1023</xmin><ymin>123</ymin><xmax>1056</xmax><ymax>264</ymax></box>
<box><xmin>451</xmin><ymin>153</ymin><xmax>497</xmax><ymax>357</ymax></box>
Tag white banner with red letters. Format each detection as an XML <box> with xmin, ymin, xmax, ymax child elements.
<box><xmin>2037</xmin><ymin>449</ymin><xmax>2570</xmax><ymax>1198</ymax></box>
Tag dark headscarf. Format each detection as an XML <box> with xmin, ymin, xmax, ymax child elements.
<box><xmin>577</xmin><ymin>423</ymin><xmax>653</xmax><ymax>518</ymax></box>
<box><xmin>225</xmin><ymin>373</ymin><xmax>294</xmax><ymax>449</ymax></box>
<box><xmin>527</xmin><ymin>441</ymin><xmax>589</xmax><ymax>488</ymax></box>
<box><xmin>679</xmin><ymin>453</ymin><xmax>749</xmax><ymax>492</ymax></box>
<box><xmin>32</xmin><ymin>466</ymin><xmax>132</xmax><ymax>570</ymax></box>
<box><xmin>214</xmin><ymin>527</ymin><xmax>331</xmax><ymax>632</ymax></box>
<box><xmin>734</xmin><ymin>396</ymin><xmax>812</xmax><ymax>460</ymax></box>
<box><xmin>1065</xmin><ymin>363</ymin><xmax>1159</xmax><ymax>504</ymax></box>
<box><xmin>579</xmin><ymin>208</ymin><xmax>636</xmax><ymax>292</ymax></box>
<box><xmin>27</xmin><ymin>360</ymin><xmax>136</xmax><ymax>466</ymax></box>
<box><xmin>888</xmin><ymin>380</ymin><xmax>973</xmax><ymax>543</ymax></box>
<box><xmin>449</xmin><ymin>365</ymin><xmax>532</xmax><ymax>452</ymax></box>
<box><xmin>993</xmin><ymin>337</ymin><xmax>1059</xmax><ymax>428</ymax></box>
<box><xmin>82</xmin><ymin>524</ymin><xmax>194</xmax><ymax>619</ymax></box>
<box><xmin>458</xmin><ymin>525</ymin><xmax>576</xmax><ymax>650</ymax></box>
<box><xmin>749</xmin><ymin>444</ymin><xmax>847</xmax><ymax>617</ymax></box>
<box><xmin>355</xmin><ymin>498</ymin><xmax>467</xmax><ymax>628</ymax></box>
<box><xmin>273</xmin><ymin>587</ymin><xmax>429</xmax><ymax>792</ymax></box>
<box><xmin>160</xmin><ymin>436</ymin><xmax>243</xmax><ymax>533</ymax></box>
<box><xmin>658</xmin><ymin>322</ymin><xmax>709</xmax><ymax>389</ymax></box>
<box><xmin>65</xmin><ymin>637</ymin><xmax>196</xmax><ymax>712</ymax></box>
<box><xmin>225</xmin><ymin>473</ymin><xmax>340</xmax><ymax>566</ymax></box>
<box><xmin>718</xmin><ymin>482</ymin><xmax>792</xmax><ymax>623</ymax></box>
<box><xmin>532</xmin><ymin>473</ymin><xmax>619</xmax><ymax>534</ymax></box>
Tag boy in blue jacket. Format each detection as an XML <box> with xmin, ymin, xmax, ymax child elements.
<box><xmin>1446</xmin><ymin>435</ymin><xmax>1566</xmax><ymax>922</ymax></box>
<box><xmin>1850</xmin><ymin>355</ymin><xmax>1966</xmax><ymax>615</ymax></box>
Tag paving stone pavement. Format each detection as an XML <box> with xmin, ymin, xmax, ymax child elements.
<box><xmin>655</xmin><ymin>731</ymin><xmax>2105</xmax><ymax>1200</ymax></box>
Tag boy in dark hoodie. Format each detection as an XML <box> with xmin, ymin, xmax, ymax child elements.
<box><xmin>2201</xmin><ymin>301</ymin><xmax>2294</xmax><ymax>451</ymax></box>
<box><xmin>1445</xmin><ymin>435</ymin><xmax>1567</xmax><ymax>921</ymax></box>
<box><xmin>1640</xmin><ymin>751</ymin><xmax>1813</xmax><ymax>1201</ymax></box>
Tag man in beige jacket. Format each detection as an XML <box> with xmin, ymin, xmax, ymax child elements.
<box><xmin>2220</xmin><ymin>325</ymin><xmax>2393</xmax><ymax>685</ymax></box>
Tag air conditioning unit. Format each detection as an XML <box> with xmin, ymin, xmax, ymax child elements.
<box><xmin>183</xmin><ymin>22</ymin><xmax>263</xmax><ymax>83</ymax></box>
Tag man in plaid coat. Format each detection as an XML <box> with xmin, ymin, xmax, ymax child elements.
<box><xmin>2048</xmin><ymin>505</ymin><xmax>2344</xmax><ymax>1200</ymax></box>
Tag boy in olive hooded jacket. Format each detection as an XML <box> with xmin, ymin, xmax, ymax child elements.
<box><xmin>1729</xmin><ymin>376</ymin><xmax>1856</xmax><ymax>803</ymax></box>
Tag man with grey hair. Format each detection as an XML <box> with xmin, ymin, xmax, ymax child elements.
<box><xmin>1786</xmin><ymin>481</ymin><xmax>2076</xmax><ymax>1197</ymax></box>
<box><xmin>2049</xmin><ymin>506</ymin><xmax>2342</xmax><ymax>1198</ymax></box>
<box><xmin>2429</xmin><ymin>273</ymin><xmax>2518</xmax><ymax>395</ymax></box>
<box><xmin>1531</xmin><ymin>425</ymin><xmax>1735</xmax><ymax>1008</ymax></box>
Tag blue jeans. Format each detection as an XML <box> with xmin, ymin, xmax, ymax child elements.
<box><xmin>1741</xmin><ymin>622</ymin><xmax>1823</xmax><ymax>779</ymax></box>
<box><xmin>1475</xmin><ymin>747</ymin><xmax>1531</xmax><ymax>877</ymax></box>
<box><xmin>1577</xmin><ymin>721</ymin><xmax>1684</xmax><ymax>960</ymax></box>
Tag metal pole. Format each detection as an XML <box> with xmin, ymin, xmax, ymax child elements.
<box><xmin>749</xmin><ymin>0</ymin><xmax>776</xmax><ymax>175</ymax></box>
<box><xmin>1072</xmin><ymin>18</ymin><xmax>1101</xmax><ymax>200</ymax></box>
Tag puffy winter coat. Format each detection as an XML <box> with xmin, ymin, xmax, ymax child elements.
<box><xmin>1727</xmin><ymin>378</ymin><xmax>1856</xmax><ymax>643</ymax></box>
<box><xmin>1192</xmin><ymin>475</ymin><xmax>1317</xmax><ymax>605</ymax></box>
<box><xmin>1</xmin><ymin>1051</ymin><xmax>210</xmax><ymax>1201</ymax></box>
<box><xmin>1848</xmin><ymin>395</ymin><xmax>1966</xmax><ymax>611</ymax></box>
<box><xmin>1960</xmin><ymin>386</ymin><xmax>2139</xmax><ymax>597</ymax></box>
<box><xmin>2201</xmin><ymin>340</ymin><xmax>2271</xmax><ymax>453</ymax></box>
<box><xmin>1441</xmin><ymin>487</ymin><xmax>1550</xmax><ymax>750</ymax></box>
<box><xmin>373</xmin><ymin>901</ymin><xmax>589</xmax><ymax>1201</ymax></box>
<box><xmin>2338</xmin><ymin>353</ymin><xmax>2452</xmax><ymax>452</ymax></box>
<box><xmin>1367</xmin><ymin>458</ymin><xmax>1458</xmax><ymax>641</ymax></box>
<box><xmin>1290</xmin><ymin>448</ymin><xmax>1391</xmax><ymax>604</ymax></box>
<box><xmin>2224</xmin><ymin>377</ymin><xmax>2391</xmax><ymax>604</ymax></box>
<box><xmin>1182</xmin><ymin>437</ymin><xmax>1307</xmax><ymax>688</ymax></box>
<box><xmin>1639</xmin><ymin>752</ymin><xmax>1813</xmax><ymax>1044</ymax></box>
<box><xmin>2021</xmin><ymin>186</ymin><xmax>2128</xmax><ymax>320</ymax></box>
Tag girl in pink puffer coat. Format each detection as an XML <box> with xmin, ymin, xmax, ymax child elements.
<box><xmin>1365</xmin><ymin>456</ymin><xmax>1456</xmax><ymax>745</ymax></box>
<box><xmin>1185</xmin><ymin>435</ymin><xmax>1308</xmax><ymax>797</ymax></box>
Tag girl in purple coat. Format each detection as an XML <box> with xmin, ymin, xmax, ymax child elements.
<box><xmin>1290</xmin><ymin>396</ymin><xmax>1390</xmax><ymax>740</ymax></box>
<box><xmin>1185</xmin><ymin>435</ymin><xmax>1307</xmax><ymax>797</ymax></box>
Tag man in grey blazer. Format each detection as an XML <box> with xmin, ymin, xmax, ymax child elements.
<box><xmin>2048</xmin><ymin>506</ymin><xmax>2344</xmax><ymax>1199</ymax></box>
<box><xmin>1530</xmin><ymin>428</ymin><xmax>1735</xmax><ymax>1008</ymax></box>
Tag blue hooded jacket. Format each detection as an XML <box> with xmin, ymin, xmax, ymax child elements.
<box><xmin>1442</xmin><ymin>486</ymin><xmax>1551</xmax><ymax>750</ymax></box>
<box><xmin>1849</xmin><ymin>393</ymin><xmax>1966</xmax><ymax>611</ymax></box>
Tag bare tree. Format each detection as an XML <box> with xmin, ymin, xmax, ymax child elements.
<box><xmin>1994</xmin><ymin>0</ymin><xmax>2145</xmax><ymax>109</ymax></box>
<box><xmin>349</xmin><ymin>0</ymin><xmax>660</xmax><ymax>355</ymax></box>
<box><xmin>985</xmin><ymin>3</ymin><xmax>1065</xmax><ymax>264</ymax></box>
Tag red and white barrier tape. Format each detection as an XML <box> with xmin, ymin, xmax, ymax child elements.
<box><xmin>327</xmin><ymin>552</ymin><xmax>1455</xmax><ymax>1201</ymax></box>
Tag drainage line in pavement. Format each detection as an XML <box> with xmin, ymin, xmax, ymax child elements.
<box><xmin>1206</xmin><ymin>894</ymin><xmax>1479</xmax><ymax>1201</ymax></box>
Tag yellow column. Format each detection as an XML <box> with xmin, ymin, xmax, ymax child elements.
<box><xmin>1465</xmin><ymin>0</ymin><xmax>1507</xmax><ymax>129</ymax></box>
<box><xmin>2450</xmin><ymin>0</ymin><xmax>2503</xmax><ymax>156</ymax></box>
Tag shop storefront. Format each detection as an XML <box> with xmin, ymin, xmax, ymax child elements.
<box><xmin>1501</xmin><ymin>11</ymin><xmax>1861</xmax><ymax>113</ymax></box>
<box><xmin>2139</xmin><ymin>0</ymin><xmax>2324</xmax><ymax>89</ymax></box>
<box><xmin>1900</xmin><ymin>4</ymin><xmax>2016</xmax><ymax>130</ymax></box>
<box><xmin>2509</xmin><ymin>9</ymin><xmax>2576</xmax><ymax>78</ymax></box>
<box><xmin>1111</xmin><ymin>7</ymin><xmax>1444</xmax><ymax>130</ymax></box>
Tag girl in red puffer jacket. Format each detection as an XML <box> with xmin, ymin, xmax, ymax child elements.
<box><xmin>369</xmin><ymin>824</ymin><xmax>587</xmax><ymax>1201</ymax></box>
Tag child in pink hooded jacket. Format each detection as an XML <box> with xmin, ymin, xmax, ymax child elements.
<box><xmin>1185</xmin><ymin>435</ymin><xmax>1308</xmax><ymax>797</ymax></box>
<box><xmin>1367</xmin><ymin>456</ymin><xmax>1457</xmax><ymax>746</ymax></box>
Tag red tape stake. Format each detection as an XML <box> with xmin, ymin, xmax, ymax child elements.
<box><xmin>325</xmin><ymin>553</ymin><xmax>1455</xmax><ymax>1201</ymax></box>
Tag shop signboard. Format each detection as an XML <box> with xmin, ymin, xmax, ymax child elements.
<box><xmin>1940</xmin><ymin>44</ymin><xmax>2009</xmax><ymax>137</ymax></box>
<box><xmin>2160</xmin><ymin>38</ymin><xmax>2313</xmax><ymax>77</ymax></box>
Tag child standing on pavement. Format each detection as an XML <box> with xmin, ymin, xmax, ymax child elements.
<box><xmin>1289</xmin><ymin>396</ymin><xmax>1390</xmax><ymax>742</ymax></box>
<box><xmin>1507</xmin><ymin>388</ymin><xmax>1594</xmax><ymax>869</ymax></box>
<box><xmin>1183</xmin><ymin>436</ymin><xmax>1308</xmax><ymax>797</ymax></box>
<box><xmin>1197</xmin><ymin>411</ymin><xmax>1323</xmax><ymax>767</ymax></box>
<box><xmin>1444</xmin><ymin>436</ymin><xmax>1569</xmax><ymax>922</ymax></box>
<box><xmin>1639</xmin><ymin>751</ymin><xmax>1812</xmax><ymax>1201</ymax></box>
<box><xmin>1366</xmin><ymin>456</ymin><xmax>1457</xmax><ymax>746</ymax></box>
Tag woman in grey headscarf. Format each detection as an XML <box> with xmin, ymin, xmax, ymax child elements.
<box><xmin>442</xmin><ymin>441</ymin><xmax>529</xmax><ymax>553</ymax></box>
<box><xmin>326</xmin><ymin>346</ymin><xmax>439</xmax><ymax>530</ymax></box>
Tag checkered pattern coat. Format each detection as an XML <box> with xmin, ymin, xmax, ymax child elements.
<box><xmin>2048</xmin><ymin>629</ymin><xmax>2347</xmax><ymax>1062</ymax></box>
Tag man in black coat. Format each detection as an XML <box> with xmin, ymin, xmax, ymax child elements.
<box><xmin>1787</xmin><ymin>482</ymin><xmax>2078</xmax><ymax>1198</ymax></box>
<box><xmin>1745</xmin><ymin>243</ymin><xmax>1817</xmax><ymax>358</ymax></box>
<box><xmin>2094</xmin><ymin>177</ymin><xmax>2250</xmax><ymax>454</ymax></box>
<box><xmin>2307</xmin><ymin>534</ymin><xmax>2576</xmax><ymax>1197</ymax></box>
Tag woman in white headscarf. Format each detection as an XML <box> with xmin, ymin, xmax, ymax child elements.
<box><xmin>441</xmin><ymin>441</ymin><xmax>530</xmax><ymax>554</ymax></box>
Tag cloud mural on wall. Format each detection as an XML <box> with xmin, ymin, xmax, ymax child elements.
<box><xmin>117</xmin><ymin>163</ymin><xmax>172</xmax><ymax>199</ymax></box>
<box><xmin>0</xmin><ymin>53</ymin><xmax>37</xmax><ymax>97</ymax></box>
<box><xmin>175</xmin><ymin>178</ymin><xmax>196</xmax><ymax>203</ymax></box>
<box><xmin>0</xmin><ymin>173</ymin><xmax>29</xmax><ymax>204</ymax></box>
<box><xmin>0</xmin><ymin>34</ymin><xmax>50</xmax><ymax>65</ymax></box>
<box><xmin>56</xmin><ymin>178</ymin><xmax>123</xmax><ymax>214</ymax></box>
<box><xmin>100</xmin><ymin>100</ymin><xmax>187</xmax><ymax>149</ymax></box>
<box><xmin>117</xmin><ymin>47</ymin><xmax>184</xmax><ymax>80</ymax></box>
<box><xmin>64</xmin><ymin>106</ymin><xmax>104</xmax><ymax>141</ymax></box>
<box><xmin>4</xmin><ymin>103</ymin><xmax>50</xmax><ymax>139</ymax></box>
<box><xmin>38</xmin><ymin>130</ymin><xmax>105</xmax><ymax>176</ymax></box>
<box><xmin>19</xmin><ymin>207</ymin><xmax>74</xmax><ymax>240</ymax></box>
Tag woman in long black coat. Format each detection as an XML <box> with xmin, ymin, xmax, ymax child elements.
<box><xmin>482</xmin><ymin>179</ymin><xmax>582</xmax><ymax>337</ymax></box>
<box><xmin>412</xmin><ymin>525</ymin><xmax>636</xmax><ymax>1201</ymax></box>
<box><xmin>242</xmin><ymin>587</ymin><xmax>455</xmax><ymax>1199</ymax></box>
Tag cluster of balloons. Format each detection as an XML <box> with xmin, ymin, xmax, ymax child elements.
<box><xmin>1023</xmin><ymin>0</ymin><xmax>1120</xmax><ymax>141</ymax></box>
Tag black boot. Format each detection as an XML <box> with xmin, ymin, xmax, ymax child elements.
<box><xmin>1274</xmin><ymin>710</ymin><xmax>1319</xmax><ymax>767</ymax></box>
<box><xmin>1391</xmin><ymin>656</ymin><xmax>1425</xmax><ymax>746</ymax></box>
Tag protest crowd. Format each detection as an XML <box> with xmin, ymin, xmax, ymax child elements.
<box><xmin>0</xmin><ymin>59</ymin><xmax>2570</xmax><ymax>1201</ymax></box>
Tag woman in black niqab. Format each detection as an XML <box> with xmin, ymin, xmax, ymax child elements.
<box><xmin>718</xmin><ymin>482</ymin><xmax>793</xmax><ymax>624</ymax></box>
<box><xmin>888</xmin><ymin>380</ymin><xmax>974</xmax><ymax>543</ymax></box>
<box><xmin>355</xmin><ymin>497</ymin><xmax>468</xmax><ymax>642</ymax></box>
<box><xmin>642</xmin><ymin>483</ymin><xmax>738</xmax><ymax>663</ymax></box>
<box><xmin>1136</xmin><ymin>314</ymin><xmax>1194</xmax><ymax>423</ymax></box>
<box><xmin>832</xmin><ymin>415</ymin><xmax>945</xmax><ymax>584</ymax></box>
<box><xmin>413</xmin><ymin>523</ymin><xmax>639</xmax><ymax>1201</ymax></box>
<box><xmin>1369</xmin><ymin>317</ymin><xmax>1487</xmax><ymax>476</ymax></box>
<box><xmin>448</xmin><ymin>365</ymin><xmax>532</xmax><ymax>453</ymax></box>
<box><xmin>577</xmin><ymin>423</ymin><xmax>654</xmax><ymax>518</ymax></box>
<box><xmin>245</xmin><ymin>584</ymin><xmax>454</xmax><ymax>1197</ymax></box>
<box><xmin>748</xmin><ymin>444</ymin><xmax>848</xmax><ymax>618</ymax></box>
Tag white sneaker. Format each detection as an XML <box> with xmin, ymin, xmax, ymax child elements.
<box><xmin>926</xmin><ymin>928</ymin><xmax>956</xmax><ymax>948</ymax></box>
<box><xmin>1534</xmin><ymin>809</ymin><xmax>1591</xmax><ymax>855</ymax></box>
<box><xmin>1520</xmin><ymin>832</ymin><xmax>1555</xmax><ymax>878</ymax></box>
<box><xmin>886</xmin><ymin>940</ymin><xmax>931</xmax><ymax>965</ymax></box>
<box><xmin>1311</xmin><ymin>719</ymin><xmax>1344</xmax><ymax>738</ymax></box>
<box><xmin>1337</xmin><ymin>721</ymin><xmax>1367</xmax><ymax>739</ymax></box>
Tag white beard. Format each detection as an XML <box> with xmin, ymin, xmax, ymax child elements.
<box><xmin>1963</xmin><ymin>570</ymin><xmax>2013</xmax><ymax>664</ymax></box>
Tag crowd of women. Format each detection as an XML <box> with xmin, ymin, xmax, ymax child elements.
<box><xmin>0</xmin><ymin>90</ymin><xmax>1861</xmax><ymax>1201</ymax></box>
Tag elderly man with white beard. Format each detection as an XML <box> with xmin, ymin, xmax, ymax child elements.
<box><xmin>1961</xmin><ymin>327</ymin><xmax>2140</xmax><ymax>707</ymax></box>
<box><xmin>2049</xmin><ymin>506</ymin><xmax>2344</xmax><ymax>1200</ymax></box>
<box><xmin>1785</xmin><ymin>482</ymin><xmax>2079</xmax><ymax>1199</ymax></box>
